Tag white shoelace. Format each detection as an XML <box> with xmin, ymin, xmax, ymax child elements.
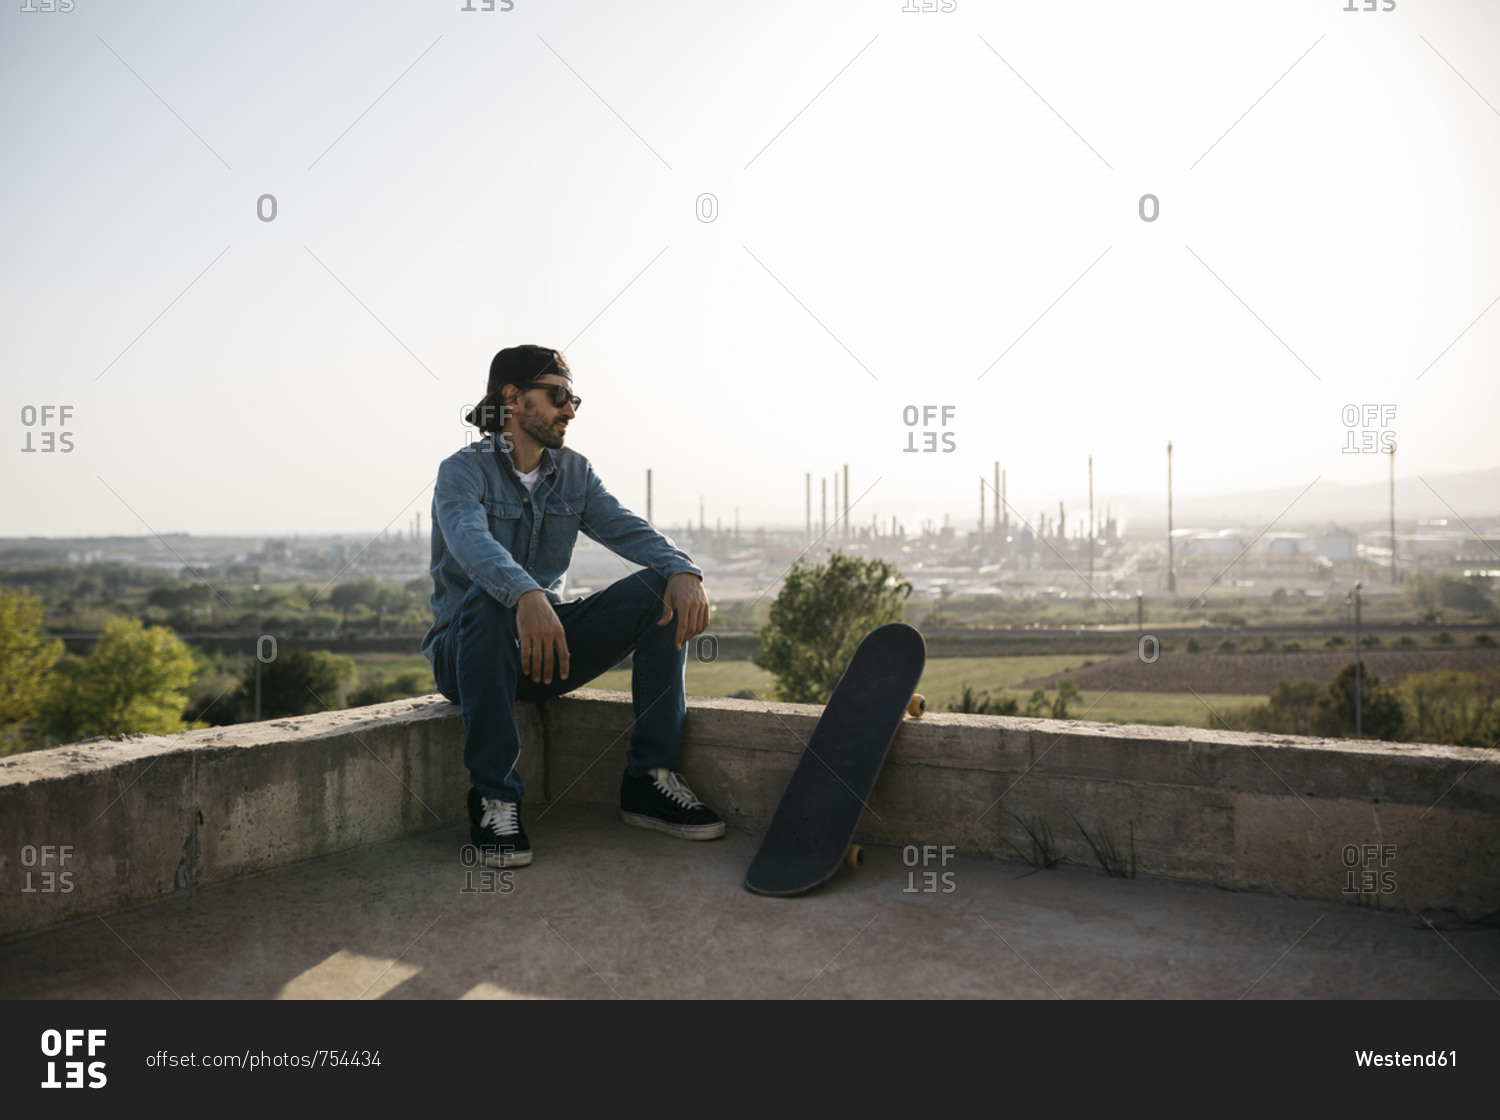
<box><xmin>478</xmin><ymin>798</ymin><xmax>520</xmax><ymax>837</ymax></box>
<box><xmin>651</xmin><ymin>768</ymin><xmax>704</xmax><ymax>809</ymax></box>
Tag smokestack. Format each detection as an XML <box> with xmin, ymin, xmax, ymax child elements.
<box><xmin>978</xmin><ymin>478</ymin><xmax>985</xmax><ymax>554</ymax></box>
<box><xmin>832</xmin><ymin>474</ymin><xmax>839</xmax><ymax>543</ymax></box>
<box><xmin>821</xmin><ymin>477</ymin><xmax>827</xmax><ymax>537</ymax></box>
<box><xmin>1088</xmin><ymin>455</ymin><xmax>1095</xmax><ymax>581</ymax></box>
<box><xmin>805</xmin><ymin>473</ymin><xmax>811</xmax><ymax>545</ymax></box>
<box><xmin>843</xmin><ymin>464</ymin><xmax>849</xmax><ymax>544</ymax></box>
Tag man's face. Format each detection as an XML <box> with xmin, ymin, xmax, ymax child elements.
<box><xmin>513</xmin><ymin>376</ymin><xmax>575</xmax><ymax>450</ymax></box>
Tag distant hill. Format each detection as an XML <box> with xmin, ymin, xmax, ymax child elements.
<box><xmin>1113</xmin><ymin>469</ymin><xmax>1500</xmax><ymax>530</ymax></box>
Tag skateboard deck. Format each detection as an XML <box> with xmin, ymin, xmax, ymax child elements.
<box><xmin>745</xmin><ymin>622</ymin><xmax>926</xmax><ymax>896</ymax></box>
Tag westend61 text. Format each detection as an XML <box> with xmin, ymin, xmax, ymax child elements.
<box><xmin>1354</xmin><ymin>1051</ymin><xmax>1455</xmax><ymax>1067</ymax></box>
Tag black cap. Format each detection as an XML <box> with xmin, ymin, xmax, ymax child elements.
<box><xmin>486</xmin><ymin>345</ymin><xmax>570</xmax><ymax>394</ymax></box>
<box><xmin>467</xmin><ymin>345</ymin><xmax>570</xmax><ymax>429</ymax></box>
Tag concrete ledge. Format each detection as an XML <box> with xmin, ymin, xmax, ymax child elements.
<box><xmin>2</xmin><ymin>689</ymin><xmax>1496</xmax><ymax>939</ymax></box>
<box><xmin>0</xmin><ymin>699</ymin><xmax>543</xmax><ymax>940</ymax></box>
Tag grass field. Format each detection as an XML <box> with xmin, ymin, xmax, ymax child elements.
<box><xmin>586</xmin><ymin>655</ymin><xmax>1254</xmax><ymax>730</ymax></box>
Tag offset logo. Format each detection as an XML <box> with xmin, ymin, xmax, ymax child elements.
<box><xmin>40</xmin><ymin>1029</ymin><xmax>106</xmax><ymax>1089</ymax></box>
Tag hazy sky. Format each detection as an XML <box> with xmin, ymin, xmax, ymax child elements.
<box><xmin>3</xmin><ymin>0</ymin><xmax>1497</xmax><ymax>540</ymax></box>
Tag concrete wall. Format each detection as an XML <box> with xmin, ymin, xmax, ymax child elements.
<box><xmin>3</xmin><ymin>690</ymin><xmax>1496</xmax><ymax>939</ymax></box>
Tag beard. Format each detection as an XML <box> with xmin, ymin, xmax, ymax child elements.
<box><xmin>518</xmin><ymin>394</ymin><xmax>567</xmax><ymax>450</ymax></box>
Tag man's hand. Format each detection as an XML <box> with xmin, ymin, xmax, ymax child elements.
<box><xmin>658</xmin><ymin>572</ymin><xmax>710</xmax><ymax>651</ymax></box>
<box><xmin>517</xmin><ymin>589</ymin><xmax>569</xmax><ymax>684</ymax></box>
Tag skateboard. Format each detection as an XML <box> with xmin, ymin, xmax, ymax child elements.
<box><xmin>744</xmin><ymin>622</ymin><xmax>926</xmax><ymax>896</ymax></box>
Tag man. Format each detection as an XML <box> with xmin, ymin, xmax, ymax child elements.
<box><xmin>421</xmin><ymin>344</ymin><xmax>724</xmax><ymax>867</ymax></box>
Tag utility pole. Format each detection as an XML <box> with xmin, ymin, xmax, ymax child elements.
<box><xmin>1088</xmin><ymin>455</ymin><xmax>1095</xmax><ymax>582</ymax></box>
<box><xmin>843</xmin><ymin>464</ymin><xmax>850</xmax><ymax>545</ymax></box>
<box><xmin>1166</xmin><ymin>441</ymin><xmax>1176</xmax><ymax>594</ymax></box>
<box><xmin>699</xmin><ymin>495</ymin><xmax>705</xmax><ymax>533</ymax></box>
<box><xmin>646</xmin><ymin>469</ymin><xmax>653</xmax><ymax>524</ymax></box>
<box><xmin>1389</xmin><ymin>441</ymin><xmax>1397</xmax><ymax>585</ymax></box>
<box><xmin>993</xmin><ymin>462</ymin><xmax>1000</xmax><ymax>548</ymax></box>
<box><xmin>1001</xmin><ymin>469</ymin><xmax>1008</xmax><ymax>555</ymax></box>
<box><xmin>1353</xmin><ymin>581</ymin><xmax>1364</xmax><ymax>740</ymax></box>
<box><xmin>253</xmin><ymin>582</ymin><xmax>262</xmax><ymax>723</ymax></box>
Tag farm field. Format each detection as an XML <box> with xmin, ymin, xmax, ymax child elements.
<box><xmin>588</xmin><ymin>655</ymin><xmax>1253</xmax><ymax>729</ymax></box>
<box><xmin>1020</xmin><ymin>648</ymin><xmax>1500</xmax><ymax>695</ymax></box>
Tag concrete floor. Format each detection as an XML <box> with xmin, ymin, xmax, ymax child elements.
<box><xmin>2</xmin><ymin>803</ymin><xmax>1495</xmax><ymax>999</ymax></box>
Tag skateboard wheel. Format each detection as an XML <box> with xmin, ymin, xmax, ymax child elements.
<box><xmin>844</xmin><ymin>844</ymin><xmax>864</xmax><ymax>870</ymax></box>
<box><xmin>907</xmin><ymin>693</ymin><xmax>926</xmax><ymax>718</ymax></box>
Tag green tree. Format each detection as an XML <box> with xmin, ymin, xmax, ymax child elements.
<box><xmin>1051</xmin><ymin>678</ymin><xmax>1082</xmax><ymax>719</ymax></box>
<box><xmin>1314</xmin><ymin>662</ymin><xmax>1405</xmax><ymax>741</ymax></box>
<box><xmin>1238</xmin><ymin>679</ymin><xmax>1322</xmax><ymax>735</ymax></box>
<box><xmin>1404</xmin><ymin>573</ymin><xmax>1495</xmax><ymax>617</ymax></box>
<box><xmin>36</xmin><ymin>617</ymin><xmax>202</xmax><ymax>744</ymax></box>
<box><xmin>754</xmin><ymin>553</ymin><xmax>912</xmax><ymax>703</ymax></box>
<box><xmin>0</xmin><ymin>588</ymin><xmax>64</xmax><ymax>751</ymax></box>
<box><xmin>234</xmin><ymin>648</ymin><xmax>357</xmax><ymax>721</ymax></box>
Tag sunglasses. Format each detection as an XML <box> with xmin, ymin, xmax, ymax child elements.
<box><xmin>513</xmin><ymin>381</ymin><xmax>582</xmax><ymax>410</ymax></box>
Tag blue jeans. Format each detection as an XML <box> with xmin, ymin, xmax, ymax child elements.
<box><xmin>428</xmin><ymin>569</ymin><xmax>687</xmax><ymax>803</ymax></box>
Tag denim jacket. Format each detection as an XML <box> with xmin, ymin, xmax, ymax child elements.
<box><xmin>420</xmin><ymin>435</ymin><xmax>701</xmax><ymax>660</ymax></box>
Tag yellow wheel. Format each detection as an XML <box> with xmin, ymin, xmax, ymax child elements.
<box><xmin>907</xmin><ymin>693</ymin><xmax>926</xmax><ymax>718</ymax></box>
<box><xmin>844</xmin><ymin>844</ymin><xmax>864</xmax><ymax>870</ymax></box>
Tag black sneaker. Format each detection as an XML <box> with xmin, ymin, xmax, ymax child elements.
<box><xmin>620</xmin><ymin>768</ymin><xmax>726</xmax><ymax>840</ymax></box>
<box><xmin>468</xmin><ymin>787</ymin><xmax>532</xmax><ymax>867</ymax></box>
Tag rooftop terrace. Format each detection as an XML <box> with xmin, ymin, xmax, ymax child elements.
<box><xmin>2</xmin><ymin>692</ymin><xmax>1496</xmax><ymax>998</ymax></box>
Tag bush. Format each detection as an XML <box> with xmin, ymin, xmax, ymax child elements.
<box><xmin>1218</xmin><ymin>639</ymin><xmax>1236</xmax><ymax>652</ymax></box>
<box><xmin>1185</xmin><ymin>637</ymin><xmax>1201</xmax><ymax>653</ymax></box>
<box><xmin>754</xmin><ymin>553</ymin><xmax>912</xmax><ymax>704</ymax></box>
<box><xmin>1475</xmin><ymin>633</ymin><xmax>1497</xmax><ymax>648</ymax></box>
<box><xmin>947</xmin><ymin>684</ymin><xmax>1019</xmax><ymax>716</ymax></box>
<box><xmin>1399</xmin><ymin>668</ymin><xmax>1500</xmax><ymax>747</ymax></box>
<box><xmin>231</xmin><ymin>649</ymin><xmax>358</xmax><ymax>721</ymax></box>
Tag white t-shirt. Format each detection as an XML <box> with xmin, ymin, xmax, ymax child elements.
<box><xmin>513</xmin><ymin>465</ymin><xmax>541</xmax><ymax>495</ymax></box>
